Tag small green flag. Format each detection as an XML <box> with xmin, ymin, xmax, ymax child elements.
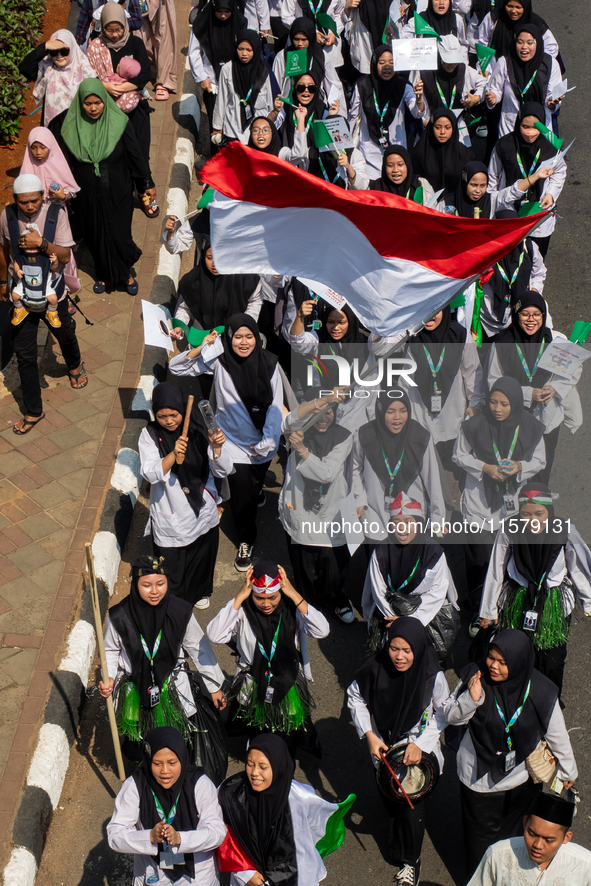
<box><xmin>518</xmin><ymin>200</ymin><xmax>543</xmax><ymax>217</ymax></box>
<box><xmin>570</xmin><ymin>321</ymin><xmax>591</xmax><ymax>344</ymax></box>
<box><xmin>475</xmin><ymin>43</ymin><xmax>495</xmax><ymax>74</ymax></box>
<box><xmin>285</xmin><ymin>48</ymin><xmax>308</xmax><ymax>77</ymax></box>
<box><xmin>450</xmin><ymin>293</ymin><xmax>465</xmax><ymax>310</ymax></box>
<box><xmin>171</xmin><ymin>320</ymin><xmax>225</xmax><ymax>347</ymax></box>
<box><xmin>315</xmin><ymin>794</ymin><xmax>356</xmax><ymax>859</ymax></box>
<box><xmin>533</xmin><ymin>122</ymin><xmax>564</xmax><ymax>151</ymax></box>
<box><xmin>413</xmin><ymin>185</ymin><xmax>424</xmax><ymax>205</ymax></box>
<box><xmin>278</xmin><ymin>92</ymin><xmax>296</xmax><ymax>107</ymax></box>
<box><xmin>312</xmin><ymin>120</ymin><xmax>334</xmax><ymax>149</ymax></box>
<box><xmin>197</xmin><ymin>187</ymin><xmax>216</xmax><ymax>209</ymax></box>
<box><xmin>315</xmin><ymin>11</ymin><xmax>338</xmax><ymax>36</ymax></box>
<box><xmin>413</xmin><ymin>12</ymin><xmax>442</xmax><ymax>41</ymax></box>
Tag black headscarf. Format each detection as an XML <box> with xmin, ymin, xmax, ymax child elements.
<box><xmin>242</xmin><ymin>559</ymin><xmax>300</xmax><ymax>705</ymax></box>
<box><xmin>375</xmin><ymin>527</ymin><xmax>442</xmax><ymax>600</ymax></box>
<box><xmin>487</xmin><ymin>209</ymin><xmax>534</xmax><ymax>315</ymax></box>
<box><xmin>357</xmin><ymin>45</ymin><xmax>408</xmax><ymax>149</ymax></box>
<box><xmin>220</xmin><ymin>313</ymin><xmax>278</xmax><ymax>432</ymax></box>
<box><xmin>411</xmin><ymin>109</ymin><xmax>473</xmax><ymax>193</ymax></box>
<box><xmin>178</xmin><ymin>250</ymin><xmax>260</xmax><ymax>329</ymax></box>
<box><xmin>509</xmin><ymin>482</ymin><xmax>568</xmax><ymax>628</ymax></box>
<box><xmin>507</xmin><ymin>24</ymin><xmax>552</xmax><ymax>108</ymax></box>
<box><xmin>281</xmin><ymin>70</ymin><xmax>327</xmax><ymax>152</ymax></box>
<box><xmin>423</xmin><ymin>0</ymin><xmax>458</xmax><ymax>37</ymax></box>
<box><xmin>490</xmin><ymin>0</ymin><xmax>549</xmax><ymax>61</ymax></box>
<box><xmin>456</xmin><ymin>629</ymin><xmax>557</xmax><ymax>783</ymax></box>
<box><xmin>146</xmin><ymin>383</ymin><xmax>210</xmax><ymax>517</ymax></box>
<box><xmin>247</xmin><ymin>115</ymin><xmax>282</xmax><ymax>155</ymax></box>
<box><xmin>494</xmin><ymin>289</ymin><xmax>552</xmax><ymax>387</ymax></box>
<box><xmin>359</xmin><ymin>0</ymin><xmax>392</xmax><ymax>52</ymax></box>
<box><xmin>358</xmin><ymin>389</ymin><xmax>430</xmax><ymax>495</ymax></box>
<box><xmin>444</xmin><ymin>160</ymin><xmax>492</xmax><ymax>219</ymax></box>
<box><xmin>317</xmin><ymin>299</ymin><xmax>365</xmax><ymax>346</ymax></box>
<box><xmin>407</xmin><ymin>306</ymin><xmax>466</xmax><ymax>407</ymax></box>
<box><xmin>286</xmin><ymin>18</ymin><xmax>325</xmax><ymax>83</ymax></box>
<box><xmin>370</xmin><ymin>145</ymin><xmax>421</xmax><ymax>198</ymax></box>
<box><xmin>462</xmin><ymin>376</ymin><xmax>545</xmax><ymax>511</ymax></box>
<box><xmin>495</xmin><ymin>102</ymin><xmax>556</xmax><ymax>204</ymax></box>
<box><xmin>218</xmin><ymin>734</ymin><xmax>297</xmax><ymax>884</ymax></box>
<box><xmin>421</xmin><ymin>57</ymin><xmax>465</xmax><ymax>120</ymax></box>
<box><xmin>232</xmin><ymin>29</ymin><xmax>269</xmax><ymax>130</ymax></box>
<box><xmin>299</xmin><ymin>387</ymin><xmax>351</xmax><ymax>511</ymax></box>
<box><xmin>355</xmin><ymin>617</ymin><xmax>440</xmax><ymax>744</ymax></box>
<box><xmin>109</xmin><ymin>555</ymin><xmax>193</xmax><ymax>709</ymax></box>
<box><xmin>192</xmin><ymin>0</ymin><xmax>247</xmax><ymax>81</ymax></box>
<box><xmin>132</xmin><ymin>727</ymin><xmax>204</xmax><ymax>881</ymax></box>
<box><xmin>471</xmin><ymin>0</ymin><xmax>494</xmax><ymax>27</ymax></box>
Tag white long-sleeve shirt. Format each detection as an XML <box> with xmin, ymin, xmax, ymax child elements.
<box><xmin>468</xmin><ymin>837</ymin><xmax>591</xmax><ymax>886</ymax></box>
<box><xmin>435</xmin><ymin>180</ymin><xmax>526</xmax><ymax>217</ymax></box>
<box><xmin>488</xmin><ymin>147</ymin><xmax>566</xmax><ymax>239</ymax></box>
<box><xmin>477</xmin><ymin>14</ymin><xmax>559</xmax><ymax>64</ymax></box>
<box><xmin>477</xmin><ymin>241</ymin><xmax>547</xmax><ymax>340</ymax></box>
<box><xmin>104</xmin><ymin>613</ymin><xmax>224</xmax><ymax>714</ymax></box>
<box><xmin>188</xmin><ymin>31</ymin><xmax>218</xmax><ymax>92</ymax></box>
<box><xmin>416</xmin><ymin>65</ymin><xmax>486</xmax><ymax>147</ymax></box>
<box><xmin>107</xmin><ymin>774</ymin><xmax>225</xmax><ymax>886</ymax></box>
<box><xmin>485</xmin><ymin>55</ymin><xmax>562</xmax><ymax>138</ymax></box>
<box><xmin>443</xmin><ymin>684</ymin><xmax>578</xmax><ymax>792</ymax></box>
<box><xmin>139</xmin><ymin>428</ymin><xmax>233</xmax><ymax>547</ymax></box>
<box><xmin>361</xmin><ymin>549</ymin><xmax>458</xmax><ymax>624</ymax></box>
<box><xmin>347</xmin><ymin>669</ymin><xmax>450</xmax><ymax>770</ymax></box>
<box><xmin>244</xmin><ymin>0</ymin><xmax>271</xmax><ymax>31</ymax></box>
<box><xmin>479</xmin><ymin>526</ymin><xmax>591</xmax><ymax>620</ymax></box>
<box><xmin>212</xmin><ymin>64</ymin><xmax>274</xmax><ymax>142</ymax></box>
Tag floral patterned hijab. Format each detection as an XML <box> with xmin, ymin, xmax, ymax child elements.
<box><xmin>33</xmin><ymin>29</ymin><xmax>98</xmax><ymax>125</ymax></box>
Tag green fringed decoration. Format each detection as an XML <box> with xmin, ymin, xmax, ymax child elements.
<box><xmin>367</xmin><ymin>611</ymin><xmax>388</xmax><ymax>655</ymax></box>
<box><xmin>500</xmin><ymin>585</ymin><xmax>570</xmax><ymax>650</ymax></box>
<box><xmin>234</xmin><ymin>677</ymin><xmax>311</xmax><ymax>733</ymax></box>
<box><xmin>500</xmin><ymin>585</ymin><xmax>528</xmax><ymax>632</ymax></box>
<box><xmin>118</xmin><ymin>682</ymin><xmax>141</xmax><ymax>741</ymax></box>
<box><xmin>115</xmin><ymin>677</ymin><xmax>193</xmax><ymax>742</ymax></box>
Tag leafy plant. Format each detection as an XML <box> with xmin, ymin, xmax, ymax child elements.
<box><xmin>0</xmin><ymin>0</ymin><xmax>47</xmax><ymax>142</ymax></box>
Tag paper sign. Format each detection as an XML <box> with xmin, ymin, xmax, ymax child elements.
<box><xmin>314</xmin><ymin>116</ymin><xmax>354</xmax><ymax>152</ymax></box>
<box><xmin>549</xmin><ymin>138</ymin><xmax>574</xmax><ymax>168</ymax></box>
<box><xmin>285</xmin><ymin>48</ymin><xmax>308</xmax><ymax>77</ymax></box>
<box><xmin>142</xmin><ymin>300</ymin><xmax>173</xmax><ymax>352</ymax></box>
<box><xmin>391</xmin><ymin>37</ymin><xmax>438</xmax><ymax>71</ymax></box>
<box><xmin>551</xmin><ymin>79</ymin><xmax>575</xmax><ymax>101</ymax></box>
<box><xmin>536</xmin><ymin>340</ymin><xmax>591</xmax><ymax>380</ymax></box>
<box><xmin>298</xmin><ymin>277</ymin><xmax>348</xmax><ymax>312</ymax></box>
<box><xmin>326</xmin><ymin>84</ymin><xmax>340</xmax><ymax>107</ymax></box>
<box><xmin>201</xmin><ymin>335</ymin><xmax>225</xmax><ymax>363</ymax></box>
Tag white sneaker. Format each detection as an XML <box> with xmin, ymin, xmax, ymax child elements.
<box><xmin>335</xmin><ymin>603</ymin><xmax>355</xmax><ymax>624</ymax></box>
<box><xmin>469</xmin><ymin>614</ymin><xmax>481</xmax><ymax>638</ymax></box>
<box><xmin>396</xmin><ymin>862</ymin><xmax>420</xmax><ymax>886</ymax></box>
<box><xmin>235</xmin><ymin>543</ymin><xmax>253</xmax><ymax>572</ymax></box>
<box><xmin>194</xmin><ymin>596</ymin><xmax>210</xmax><ymax>609</ymax></box>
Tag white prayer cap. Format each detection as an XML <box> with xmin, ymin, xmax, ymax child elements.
<box><xmin>13</xmin><ymin>174</ymin><xmax>43</xmax><ymax>195</ymax></box>
<box><xmin>438</xmin><ymin>34</ymin><xmax>464</xmax><ymax>64</ymax></box>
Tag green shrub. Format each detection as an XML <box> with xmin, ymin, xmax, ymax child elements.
<box><xmin>0</xmin><ymin>0</ymin><xmax>46</xmax><ymax>142</ymax></box>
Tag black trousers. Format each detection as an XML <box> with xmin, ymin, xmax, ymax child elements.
<box><xmin>534</xmin><ymin>641</ymin><xmax>567</xmax><ymax>696</ymax></box>
<box><xmin>285</xmin><ymin>531</ymin><xmax>351</xmax><ymax>609</ymax></box>
<box><xmin>460</xmin><ymin>777</ymin><xmax>542</xmax><ymax>879</ymax></box>
<box><xmin>202</xmin><ymin>89</ymin><xmax>216</xmax><ymax>143</ymax></box>
<box><xmin>257</xmin><ymin>300</ymin><xmax>293</xmax><ymax>375</ymax></box>
<box><xmin>531</xmin><ymin>426</ymin><xmax>560</xmax><ymax>486</ymax></box>
<box><xmin>227</xmin><ymin>460</ymin><xmax>270</xmax><ymax>545</ymax></box>
<box><xmin>154</xmin><ymin>524</ymin><xmax>219</xmax><ymax>605</ymax></box>
<box><xmin>128</xmin><ymin>99</ymin><xmax>151</xmax><ymax>168</ymax></box>
<box><xmin>379</xmin><ymin>786</ymin><xmax>429</xmax><ymax>867</ymax></box>
<box><xmin>530</xmin><ymin>235</ymin><xmax>551</xmax><ymax>259</ymax></box>
<box><xmin>12</xmin><ymin>296</ymin><xmax>82</xmax><ymax>417</ymax></box>
<box><xmin>464</xmin><ymin>543</ymin><xmax>494</xmax><ymax>610</ymax></box>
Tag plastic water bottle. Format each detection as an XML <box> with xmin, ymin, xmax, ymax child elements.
<box><xmin>198</xmin><ymin>400</ymin><xmax>220</xmax><ymax>432</ymax></box>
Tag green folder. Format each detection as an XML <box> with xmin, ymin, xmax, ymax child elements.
<box><xmin>518</xmin><ymin>201</ymin><xmax>543</xmax><ymax>217</ymax></box>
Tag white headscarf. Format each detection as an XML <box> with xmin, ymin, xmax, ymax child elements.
<box><xmin>33</xmin><ymin>29</ymin><xmax>98</xmax><ymax>125</ymax></box>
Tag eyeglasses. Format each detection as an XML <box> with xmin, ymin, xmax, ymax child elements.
<box><xmin>520</xmin><ymin>312</ymin><xmax>543</xmax><ymax>320</ymax></box>
<box><xmin>49</xmin><ymin>48</ymin><xmax>70</xmax><ymax>58</ymax></box>
<box><xmin>295</xmin><ymin>83</ymin><xmax>316</xmax><ymax>94</ymax></box>
<box><xmin>252</xmin><ymin>127</ymin><xmax>272</xmax><ymax>134</ymax></box>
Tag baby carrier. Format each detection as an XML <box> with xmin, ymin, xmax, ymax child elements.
<box><xmin>6</xmin><ymin>203</ymin><xmax>64</xmax><ymax>312</ymax></box>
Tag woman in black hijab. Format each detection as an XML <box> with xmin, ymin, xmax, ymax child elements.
<box><xmin>477</xmin><ymin>0</ymin><xmax>556</xmax><ymax>64</ymax></box>
<box><xmin>444</xmin><ymin>629</ymin><xmax>577</xmax><ymax>877</ymax></box>
<box><xmin>276</xmin><ymin>69</ymin><xmax>338</xmax><ymax>167</ymax></box>
<box><xmin>247</xmin><ymin>115</ymin><xmax>282</xmax><ymax>155</ymax></box>
<box><xmin>98</xmin><ymin>555</ymin><xmax>225</xmax><ymax>758</ymax></box>
<box><xmin>138</xmin><ymin>382</ymin><xmax>231</xmax><ymax>606</ymax></box>
<box><xmin>348</xmin><ymin>618</ymin><xmax>448</xmax><ymax>881</ymax></box>
<box><xmin>490</xmin><ymin>291</ymin><xmax>577</xmax><ymax>485</ymax></box>
<box><xmin>280</xmin><ymin>387</ymin><xmax>355</xmax><ymax>621</ymax></box>
<box><xmin>354</xmin><ymin>388</ymin><xmax>447</xmax><ymax>542</ymax></box>
<box><xmin>423</xmin><ymin>0</ymin><xmax>461</xmax><ymax>40</ymax></box>
<box><xmin>369</xmin><ymin>145</ymin><xmax>425</xmax><ymax>201</ymax></box>
<box><xmin>274</xmin><ymin>17</ymin><xmax>325</xmax><ymax>87</ymax></box>
<box><xmin>107</xmin><ymin>726</ymin><xmax>226</xmax><ymax>885</ymax></box>
<box><xmin>218</xmin><ymin>733</ymin><xmax>350</xmax><ymax>884</ymax></box>
<box><xmin>411</xmin><ymin>108</ymin><xmax>473</xmax><ymax>194</ymax></box>
<box><xmin>442</xmin><ymin>160</ymin><xmax>492</xmax><ymax>218</ymax></box>
<box><xmin>190</xmin><ymin>0</ymin><xmax>247</xmax><ymax>140</ymax></box>
<box><xmin>169</xmin><ymin>314</ymin><xmax>282</xmax><ymax>572</ymax></box>
<box><xmin>212</xmin><ymin>29</ymin><xmax>272</xmax><ymax>142</ymax></box>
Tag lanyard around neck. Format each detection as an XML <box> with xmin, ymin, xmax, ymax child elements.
<box><xmin>520</xmin><ymin>69</ymin><xmax>537</xmax><ymax>98</ymax></box>
<box><xmin>151</xmin><ymin>789</ymin><xmax>180</xmax><ymax>825</ymax></box>
<box><xmin>492</xmin><ymin>425</ymin><xmax>519</xmax><ymax>464</ymax></box>
<box><xmin>388</xmin><ymin>556</ymin><xmax>421</xmax><ymax>593</ymax></box>
<box><xmin>496</xmin><ymin>246</ymin><xmax>525</xmax><ymax>294</ymax></box>
<box><xmin>436</xmin><ymin>80</ymin><xmax>457</xmax><ymax>109</ymax></box>
<box><xmin>372</xmin><ymin>89</ymin><xmax>390</xmax><ymax>134</ymax></box>
<box><xmin>240</xmin><ymin>85</ymin><xmax>253</xmax><ymax>107</ymax></box>
<box><xmin>318</xmin><ymin>154</ymin><xmax>341</xmax><ymax>184</ymax></box>
<box><xmin>140</xmin><ymin>630</ymin><xmax>162</xmax><ymax>683</ymax></box>
<box><xmin>422</xmin><ymin>344</ymin><xmax>446</xmax><ymax>391</ymax></box>
<box><xmin>257</xmin><ymin>616</ymin><xmax>282</xmax><ymax>684</ymax></box>
<box><xmin>515</xmin><ymin>341</ymin><xmax>545</xmax><ymax>383</ymax></box>
<box><xmin>516</xmin><ymin>147</ymin><xmax>541</xmax><ymax>179</ymax></box>
<box><xmin>381</xmin><ymin>446</ymin><xmax>405</xmax><ymax>495</ymax></box>
<box><xmin>494</xmin><ymin>679</ymin><xmax>531</xmax><ymax>750</ymax></box>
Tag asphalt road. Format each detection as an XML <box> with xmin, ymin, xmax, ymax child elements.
<box><xmin>35</xmin><ymin>2</ymin><xmax>591</xmax><ymax>884</ymax></box>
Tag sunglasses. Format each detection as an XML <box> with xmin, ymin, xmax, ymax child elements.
<box><xmin>49</xmin><ymin>48</ymin><xmax>70</xmax><ymax>58</ymax></box>
<box><xmin>295</xmin><ymin>83</ymin><xmax>316</xmax><ymax>95</ymax></box>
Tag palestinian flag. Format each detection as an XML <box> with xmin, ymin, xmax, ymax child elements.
<box><xmin>200</xmin><ymin>142</ymin><xmax>547</xmax><ymax>338</ymax></box>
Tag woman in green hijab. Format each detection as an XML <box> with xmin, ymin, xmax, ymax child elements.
<box><xmin>49</xmin><ymin>79</ymin><xmax>156</xmax><ymax>294</ymax></box>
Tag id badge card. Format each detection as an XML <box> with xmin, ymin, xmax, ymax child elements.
<box><xmin>384</xmin><ymin>495</ymin><xmax>394</xmax><ymax>512</ymax></box>
<box><xmin>245</xmin><ymin>104</ymin><xmax>253</xmax><ymax>121</ymax></box>
<box><xmin>311</xmin><ymin>319</ymin><xmax>321</xmax><ymax>331</ymax></box>
<box><xmin>504</xmin><ymin>494</ymin><xmax>516</xmax><ymax>513</ymax></box>
<box><xmin>264</xmin><ymin>685</ymin><xmax>275</xmax><ymax>704</ymax></box>
<box><xmin>505</xmin><ymin>750</ymin><xmax>516</xmax><ymax>772</ymax></box>
<box><xmin>148</xmin><ymin>685</ymin><xmax>160</xmax><ymax>708</ymax></box>
<box><xmin>159</xmin><ymin>849</ymin><xmax>175</xmax><ymax>870</ymax></box>
<box><xmin>379</xmin><ymin>136</ymin><xmax>388</xmax><ymax>149</ymax></box>
<box><xmin>311</xmin><ymin>495</ymin><xmax>326</xmax><ymax>515</ymax></box>
<box><xmin>503</xmin><ymin>307</ymin><xmax>511</xmax><ymax>325</ymax></box>
<box><xmin>431</xmin><ymin>394</ymin><xmax>442</xmax><ymax>413</ymax></box>
<box><xmin>523</xmin><ymin>610</ymin><xmax>539</xmax><ymax>631</ymax></box>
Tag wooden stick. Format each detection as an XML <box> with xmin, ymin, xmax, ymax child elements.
<box><xmin>176</xmin><ymin>394</ymin><xmax>194</xmax><ymax>465</ymax></box>
<box><xmin>379</xmin><ymin>748</ymin><xmax>415</xmax><ymax>809</ymax></box>
<box><xmin>85</xmin><ymin>543</ymin><xmax>126</xmax><ymax>781</ymax></box>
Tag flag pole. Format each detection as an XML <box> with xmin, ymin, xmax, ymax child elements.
<box><xmin>85</xmin><ymin>543</ymin><xmax>126</xmax><ymax>781</ymax></box>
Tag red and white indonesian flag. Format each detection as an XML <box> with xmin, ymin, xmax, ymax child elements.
<box><xmin>201</xmin><ymin>142</ymin><xmax>545</xmax><ymax>337</ymax></box>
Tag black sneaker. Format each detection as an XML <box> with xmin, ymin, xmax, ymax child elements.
<box><xmin>235</xmin><ymin>542</ymin><xmax>253</xmax><ymax>572</ymax></box>
<box><xmin>396</xmin><ymin>861</ymin><xmax>420</xmax><ymax>886</ymax></box>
